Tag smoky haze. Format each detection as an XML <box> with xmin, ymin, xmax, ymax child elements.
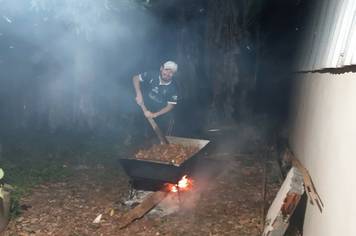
<box><xmin>0</xmin><ymin>0</ymin><xmax>176</xmax><ymax>132</ymax></box>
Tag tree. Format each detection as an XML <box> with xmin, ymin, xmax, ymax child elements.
<box><xmin>204</xmin><ymin>0</ymin><xmax>240</xmax><ymax>126</ymax></box>
<box><xmin>153</xmin><ymin>0</ymin><xmax>264</xmax><ymax>127</ymax></box>
<box><xmin>203</xmin><ymin>0</ymin><xmax>264</xmax><ymax>125</ymax></box>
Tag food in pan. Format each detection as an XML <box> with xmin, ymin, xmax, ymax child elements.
<box><xmin>134</xmin><ymin>143</ymin><xmax>200</xmax><ymax>165</ymax></box>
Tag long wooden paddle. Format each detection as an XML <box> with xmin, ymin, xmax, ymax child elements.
<box><xmin>140</xmin><ymin>104</ymin><xmax>169</xmax><ymax>144</ymax></box>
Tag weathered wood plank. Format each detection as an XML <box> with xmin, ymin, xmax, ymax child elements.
<box><xmin>262</xmin><ymin>167</ymin><xmax>304</xmax><ymax>236</ymax></box>
<box><xmin>119</xmin><ymin>189</ymin><xmax>170</xmax><ymax>229</ymax></box>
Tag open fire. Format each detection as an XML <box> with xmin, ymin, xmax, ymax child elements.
<box><xmin>121</xmin><ymin>175</ymin><xmax>199</xmax><ymax>223</ymax></box>
<box><xmin>170</xmin><ymin>175</ymin><xmax>194</xmax><ymax>192</ymax></box>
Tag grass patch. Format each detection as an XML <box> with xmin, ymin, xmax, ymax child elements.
<box><xmin>0</xmin><ymin>129</ymin><xmax>135</xmax><ymax>188</ymax></box>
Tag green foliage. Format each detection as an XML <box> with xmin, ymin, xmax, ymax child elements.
<box><xmin>29</xmin><ymin>0</ymin><xmax>143</xmax><ymax>41</ymax></box>
<box><xmin>0</xmin><ymin>168</ymin><xmax>25</xmax><ymax>215</ymax></box>
<box><xmin>9</xmin><ymin>186</ymin><xmax>28</xmax><ymax>216</ymax></box>
<box><xmin>2</xmin><ymin>163</ymin><xmax>72</xmax><ymax>188</ymax></box>
<box><xmin>29</xmin><ymin>165</ymin><xmax>72</xmax><ymax>182</ymax></box>
<box><xmin>0</xmin><ymin>130</ymin><xmax>132</xmax><ymax>188</ymax></box>
<box><xmin>1</xmin><ymin>147</ymin><xmax>74</xmax><ymax>187</ymax></box>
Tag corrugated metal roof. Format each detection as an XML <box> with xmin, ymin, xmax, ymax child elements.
<box><xmin>296</xmin><ymin>0</ymin><xmax>356</xmax><ymax>71</ymax></box>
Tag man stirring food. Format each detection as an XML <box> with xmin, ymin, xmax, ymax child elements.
<box><xmin>133</xmin><ymin>61</ymin><xmax>178</xmax><ymax>137</ymax></box>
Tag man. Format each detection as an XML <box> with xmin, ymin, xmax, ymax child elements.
<box><xmin>133</xmin><ymin>61</ymin><xmax>178</xmax><ymax>136</ymax></box>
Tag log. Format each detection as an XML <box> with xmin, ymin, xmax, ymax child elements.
<box><xmin>119</xmin><ymin>188</ymin><xmax>170</xmax><ymax>229</ymax></box>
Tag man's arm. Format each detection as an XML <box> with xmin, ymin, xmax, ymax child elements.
<box><xmin>133</xmin><ymin>75</ymin><xmax>143</xmax><ymax>105</ymax></box>
<box><xmin>144</xmin><ymin>103</ymin><xmax>175</xmax><ymax>118</ymax></box>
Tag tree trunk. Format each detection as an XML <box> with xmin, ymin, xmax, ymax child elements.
<box><xmin>205</xmin><ymin>0</ymin><xmax>240</xmax><ymax>126</ymax></box>
<box><xmin>175</xmin><ymin>0</ymin><xmax>199</xmax><ymax>101</ymax></box>
<box><xmin>73</xmin><ymin>41</ymin><xmax>95</xmax><ymax>131</ymax></box>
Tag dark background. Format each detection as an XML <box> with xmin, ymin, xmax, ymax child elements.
<box><xmin>0</xmin><ymin>0</ymin><xmax>314</xmax><ymax>138</ymax></box>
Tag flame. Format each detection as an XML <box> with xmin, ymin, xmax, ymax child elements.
<box><xmin>171</xmin><ymin>175</ymin><xmax>193</xmax><ymax>192</ymax></box>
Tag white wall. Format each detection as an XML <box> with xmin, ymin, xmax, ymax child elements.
<box><xmin>288</xmin><ymin>72</ymin><xmax>356</xmax><ymax>235</ymax></box>
<box><xmin>295</xmin><ymin>0</ymin><xmax>356</xmax><ymax>71</ymax></box>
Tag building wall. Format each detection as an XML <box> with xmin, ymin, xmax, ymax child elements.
<box><xmin>288</xmin><ymin>71</ymin><xmax>356</xmax><ymax>235</ymax></box>
<box><xmin>295</xmin><ymin>0</ymin><xmax>356</xmax><ymax>71</ymax></box>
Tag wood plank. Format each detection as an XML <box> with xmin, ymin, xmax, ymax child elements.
<box><xmin>262</xmin><ymin>167</ymin><xmax>304</xmax><ymax>236</ymax></box>
<box><xmin>140</xmin><ymin>104</ymin><xmax>169</xmax><ymax>144</ymax></box>
<box><xmin>119</xmin><ymin>188</ymin><xmax>170</xmax><ymax>229</ymax></box>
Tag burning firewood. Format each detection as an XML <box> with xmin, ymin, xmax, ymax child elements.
<box><xmin>134</xmin><ymin>143</ymin><xmax>199</xmax><ymax>165</ymax></box>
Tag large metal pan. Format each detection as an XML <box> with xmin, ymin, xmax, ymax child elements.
<box><xmin>119</xmin><ymin>136</ymin><xmax>210</xmax><ymax>184</ymax></box>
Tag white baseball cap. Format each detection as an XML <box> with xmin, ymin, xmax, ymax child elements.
<box><xmin>163</xmin><ymin>61</ymin><xmax>178</xmax><ymax>73</ymax></box>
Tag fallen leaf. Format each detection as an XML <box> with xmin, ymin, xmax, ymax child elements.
<box><xmin>93</xmin><ymin>214</ymin><xmax>102</xmax><ymax>223</ymax></box>
<box><xmin>110</xmin><ymin>209</ymin><xmax>114</xmax><ymax>216</ymax></box>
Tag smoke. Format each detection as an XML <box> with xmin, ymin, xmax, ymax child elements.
<box><xmin>0</xmin><ymin>0</ymin><xmax>168</xmax><ymax>131</ymax></box>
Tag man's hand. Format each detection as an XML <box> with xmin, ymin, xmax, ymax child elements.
<box><xmin>143</xmin><ymin>103</ymin><xmax>174</xmax><ymax>119</ymax></box>
<box><xmin>144</xmin><ymin>111</ymin><xmax>156</xmax><ymax>118</ymax></box>
<box><xmin>135</xmin><ymin>94</ymin><xmax>143</xmax><ymax>105</ymax></box>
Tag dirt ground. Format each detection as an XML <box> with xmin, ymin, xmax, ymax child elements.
<box><xmin>3</xmin><ymin>125</ymin><xmax>284</xmax><ymax>236</ymax></box>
